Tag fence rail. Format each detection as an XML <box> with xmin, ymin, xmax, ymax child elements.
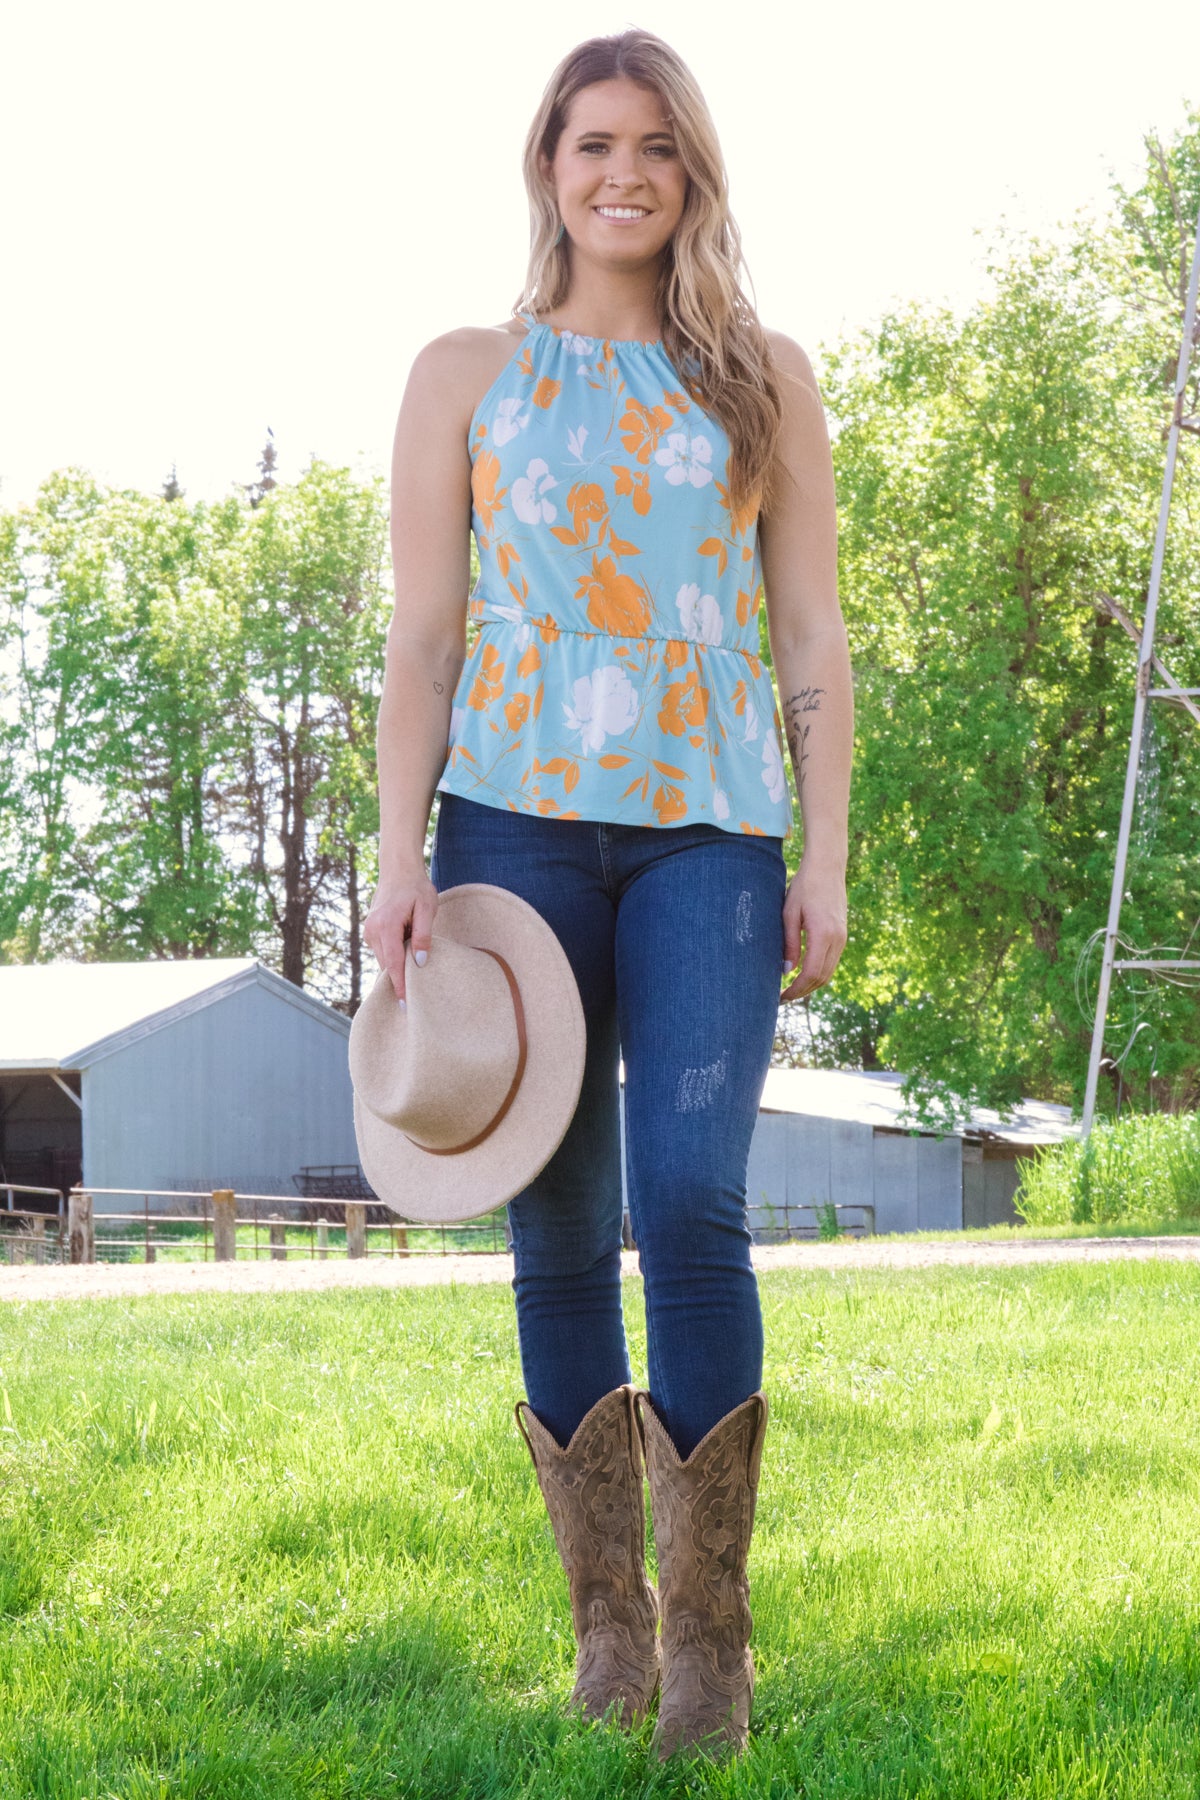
<box><xmin>59</xmin><ymin>1188</ymin><xmax>511</xmax><ymax>1265</ymax></box>
<box><xmin>6</xmin><ymin>1186</ymin><xmax>875</xmax><ymax>1269</ymax></box>
<box><xmin>1</xmin><ymin>1185</ymin><xmax>67</xmax><ymax>1264</ymax></box>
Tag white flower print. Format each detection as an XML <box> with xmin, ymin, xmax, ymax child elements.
<box><xmin>564</xmin><ymin>333</ymin><xmax>594</xmax><ymax>357</ymax></box>
<box><xmin>713</xmin><ymin>787</ymin><xmax>730</xmax><ymax>822</ymax></box>
<box><xmin>740</xmin><ymin>701</ymin><xmax>760</xmax><ymax>747</ymax></box>
<box><xmin>512</xmin><ymin>458</ymin><xmax>558</xmax><ymax>526</ymax></box>
<box><xmin>762</xmin><ymin>733</ymin><xmax>786</xmax><ymax>804</ymax></box>
<box><xmin>449</xmin><ymin>704</ymin><xmax>465</xmax><ymax>742</ymax></box>
<box><xmin>654</xmin><ymin>431</ymin><xmax>714</xmax><ymax>488</ymax></box>
<box><xmin>567</xmin><ymin>424</ymin><xmax>589</xmax><ymax>461</ymax></box>
<box><xmin>675</xmin><ymin>582</ymin><xmax>724</xmax><ymax>646</ymax></box>
<box><xmin>562</xmin><ymin>664</ymin><xmax>639</xmax><ymax>755</ymax></box>
<box><xmin>493</xmin><ymin>396</ymin><xmax>531</xmax><ymax>447</ymax></box>
<box><xmin>490</xmin><ymin>604</ymin><xmax>533</xmax><ymax>649</ymax></box>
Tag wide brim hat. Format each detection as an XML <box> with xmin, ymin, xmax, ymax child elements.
<box><xmin>349</xmin><ymin>883</ymin><xmax>586</xmax><ymax>1224</ymax></box>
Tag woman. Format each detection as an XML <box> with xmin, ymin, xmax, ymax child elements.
<box><xmin>364</xmin><ymin>29</ymin><xmax>851</xmax><ymax>1762</ymax></box>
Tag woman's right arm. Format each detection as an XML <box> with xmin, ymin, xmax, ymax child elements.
<box><xmin>364</xmin><ymin>334</ymin><xmax>477</xmax><ymax>1005</ymax></box>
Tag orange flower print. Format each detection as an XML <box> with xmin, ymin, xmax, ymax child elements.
<box><xmin>504</xmin><ymin>693</ymin><xmax>530</xmax><ymax>731</ymax></box>
<box><xmin>653</xmin><ymin>782</ymin><xmax>688</xmax><ymax>824</ymax></box>
<box><xmin>736</xmin><ymin>585</ymin><xmax>762</xmax><ymax>626</ymax></box>
<box><xmin>472</xmin><ymin>451</ymin><xmax>507</xmax><ymax>536</ymax></box>
<box><xmin>612</xmin><ymin>464</ymin><xmax>652</xmax><ymax>516</ymax></box>
<box><xmin>576</xmin><ymin>554</ymin><xmax>651</xmax><ymax>638</ymax></box>
<box><xmin>532</xmin><ymin>377</ymin><xmax>561</xmax><ymax>409</ymax></box>
<box><xmin>468</xmin><ymin>642</ymin><xmax>505</xmax><ymax>711</ymax></box>
<box><xmin>517</xmin><ymin>643</ymin><xmax>541</xmax><ymax>678</ymax></box>
<box><xmin>657</xmin><ymin>670</ymin><xmax>708</xmax><ymax>736</ymax></box>
<box><xmin>619</xmin><ymin>398</ymin><xmax>673</xmax><ymax>465</ymax></box>
<box><xmin>664</xmin><ymin>638</ymin><xmax>689</xmax><ymax>670</ymax></box>
<box><xmin>567</xmin><ymin>481</ymin><xmax>608</xmax><ymax>540</ymax></box>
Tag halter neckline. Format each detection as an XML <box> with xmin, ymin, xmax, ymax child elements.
<box><xmin>519</xmin><ymin>311</ymin><xmax>663</xmax><ymax>350</ymax></box>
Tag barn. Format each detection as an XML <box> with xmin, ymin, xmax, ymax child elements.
<box><xmin>0</xmin><ymin>960</ymin><xmax>357</xmax><ymax>1211</ymax></box>
<box><xmin>744</xmin><ymin>1066</ymin><xmax>1080</xmax><ymax>1237</ymax></box>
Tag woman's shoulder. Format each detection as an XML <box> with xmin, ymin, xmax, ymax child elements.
<box><xmin>408</xmin><ymin>321</ymin><xmax>529</xmax><ymax>394</ymax></box>
<box><xmin>763</xmin><ymin>327</ymin><xmax>817</xmax><ymax>385</ymax></box>
<box><xmin>401</xmin><ymin>320</ymin><xmax>531</xmax><ymax>434</ymax></box>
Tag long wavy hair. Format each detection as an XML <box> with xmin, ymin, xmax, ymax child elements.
<box><xmin>516</xmin><ymin>30</ymin><xmax>784</xmax><ymax>517</ymax></box>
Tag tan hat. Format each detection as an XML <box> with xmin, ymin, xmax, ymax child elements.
<box><xmin>349</xmin><ymin>883</ymin><xmax>586</xmax><ymax>1224</ymax></box>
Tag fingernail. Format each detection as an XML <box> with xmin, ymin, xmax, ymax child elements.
<box><xmin>414</xmin><ymin>949</ymin><xmax>427</xmax><ymax>967</ymax></box>
<box><xmin>397</xmin><ymin>996</ymin><xmax>406</xmax><ymax>1011</ymax></box>
<box><xmin>781</xmin><ymin>959</ymin><xmax>792</xmax><ymax>973</ymax></box>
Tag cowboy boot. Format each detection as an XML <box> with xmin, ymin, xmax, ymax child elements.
<box><xmin>515</xmin><ymin>1383</ymin><xmax>661</xmax><ymax>1729</ymax></box>
<box><xmin>634</xmin><ymin>1389</ymin><xmax>769</xmax><ymax>1761</ymax></box>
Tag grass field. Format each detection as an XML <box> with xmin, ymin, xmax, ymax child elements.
<box><xmin>3</xmin><ymin>1260</ymin><xmax>1200</xmax><ymax>1797</ymax></box>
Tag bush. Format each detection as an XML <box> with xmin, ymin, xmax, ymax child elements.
<box><xmin>1015</xmin><ymin>1112</ymin><xmax>1200</xmax><ymax>1226</ymax></box>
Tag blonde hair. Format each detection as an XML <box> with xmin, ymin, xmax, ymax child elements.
<box><xmin>516</xmin><ymin>29</ymin><xmax>783</xmax><ymax>517</ymax></box>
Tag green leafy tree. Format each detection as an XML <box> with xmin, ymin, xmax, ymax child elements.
<box><xmin>799</xmin><ymin>114</ymin><xmax>1200</xmax><ymax>1126</ymax></box>
<box><xmin>227</xmin><ymin>458</ymin><xmax>390</xmax><ymax>1005</ymax></box>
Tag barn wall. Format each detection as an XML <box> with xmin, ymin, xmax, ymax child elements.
<box><xmin>80</xmin><ymin>982</ymin><xmax>356</xmax><ymax>1208</ymax></box>
<box><xmin>743</xmin><ymin>1114</ymin><xmax>963</xmax><ymax>1238</ymax></box>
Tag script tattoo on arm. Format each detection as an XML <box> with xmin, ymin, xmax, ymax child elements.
<box><xmin>783</xmin><ymin>687</ymin><xmax>826</xmax><ymax>804</ymax></box>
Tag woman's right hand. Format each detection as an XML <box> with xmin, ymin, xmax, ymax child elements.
<box><xmin>363</xmin><ymin>867</ymin><xmax>439</xmax><ymax>1006</ymax></box>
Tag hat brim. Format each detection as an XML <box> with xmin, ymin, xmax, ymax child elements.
<box><xmin>352</xmin><ymin>884</ymin><xmax>587</xmax><ymax>1225</ymax></box>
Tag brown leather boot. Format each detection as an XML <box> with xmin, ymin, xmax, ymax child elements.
<box><xmin>634</xmin><ymin>1389</ymin><xmax>769</xmax><ymax>1761</ymax></box>
<box><xmin>515</xmin><ymin>1383</ymin><xmax>661</xmax><ymax>1729</ymax></box>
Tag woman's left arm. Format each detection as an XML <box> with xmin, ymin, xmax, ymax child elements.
<box><xmin>759</xmin><ymin>330</ymin><xmax>853</xmax><ymax>1001</ymax></box>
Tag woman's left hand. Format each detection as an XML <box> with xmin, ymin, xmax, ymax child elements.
<box><xmin>780</xmin><ymin>855</ymin><xmax>848</xmax><ymax>1001</ymax></box>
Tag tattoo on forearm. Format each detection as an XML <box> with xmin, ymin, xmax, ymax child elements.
<box><xmin>784</xmin><ymin>687</ymin><xmax>825</xmax><ymax>800</ymax></box>
<box><xmin>433</xmin><ymin>681</ymin><xmax>444</xmax><ymax>694</ymax></box>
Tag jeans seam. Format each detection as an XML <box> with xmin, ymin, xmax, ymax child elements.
<box><xmin>597</xmin><ymin>822</ymin><xmax>615</xmax><ymax>900</ymax></box>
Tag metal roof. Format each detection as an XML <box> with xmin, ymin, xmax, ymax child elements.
<box><xmin>0</xmin><ymin>959</ymin><xmax>350</xmax><ymax>1071</ymax></box>
<box><xmin>759</xmin><ymin>1067</ymin><xmax>1079</xmax><ymax>1144</ymax></box>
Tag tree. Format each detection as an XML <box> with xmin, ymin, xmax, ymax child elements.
<box><xmin>799</xmin><ymin>115</ymin><xmax>1200</xmax><ymax>1126</ymax></box>
<box><xmin>225</xmin><ymin>459</ymin><xmax>390</xmax><ymax>1003</ymax></box>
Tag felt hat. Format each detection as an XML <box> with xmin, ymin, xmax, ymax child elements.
<box><xmin>349</xmin><ymin>883</ymin><xmax>586</xmax><ymax>1224</ymax></box>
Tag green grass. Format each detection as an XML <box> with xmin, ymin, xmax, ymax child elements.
<box><xmin>4</xmin><ymin>1262</ymin><xmax>1200</xmax><ymax>1796</ymax></box>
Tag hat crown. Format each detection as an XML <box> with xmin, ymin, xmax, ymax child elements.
<box><xmin>349</xmin><ymin>935</ymin><xmax>523</xmax><ymax>1152</ymax></box>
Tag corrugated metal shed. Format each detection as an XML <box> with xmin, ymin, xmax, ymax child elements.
<box><xmin>747</xmin><ymin>1067</ymin><xmax>1079</xmax><ymax>1236</ymax></box>
<box><xmin>0</xmin><ymin>960</ymin><xmax>356</xmax><ymax>1207</ymax></box>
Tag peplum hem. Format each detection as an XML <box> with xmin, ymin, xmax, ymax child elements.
<box><xmin>436</xmin><ymin>615</ymin><xmax>793</xmax><ymax>838</ymax></box>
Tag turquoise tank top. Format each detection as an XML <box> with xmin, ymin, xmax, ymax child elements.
<box><xmin>436</xmin><ymin>315</ymin><xmax>794</xmax><ymax>838</ymax></box>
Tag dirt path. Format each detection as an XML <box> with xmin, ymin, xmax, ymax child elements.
<box><xmin>4</xmin><ymin>1236</ymin><xmax>1200</xmax><ymax>1304</ymax></box>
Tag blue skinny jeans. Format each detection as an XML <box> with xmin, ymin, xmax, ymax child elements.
<box><xmin>430</xmin><ymin>792</ymin><xmax>786</xmax><ymax>1460</ymax></box>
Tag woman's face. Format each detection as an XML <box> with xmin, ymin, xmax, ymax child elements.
<box><xmin>546</xmin><ymin>77</ymin><xmax>688</xmax><ymax>271</ymax></box>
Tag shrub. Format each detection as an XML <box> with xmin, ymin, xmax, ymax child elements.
<box><xmin>1015</xmin><ymin>1112</ymin><xmax>1200</xmax><ymax>1226</ymax></box>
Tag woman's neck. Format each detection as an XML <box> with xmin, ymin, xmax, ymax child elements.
<box><xmin>537</xmin><ymin>258</ymin><xmax>663</xmax><ymax>343</ymax></box>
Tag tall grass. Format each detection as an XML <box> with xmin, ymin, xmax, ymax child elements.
<box><xmin>1015</xmin><ymin>1112</ymin><xmax>1200</xmax><ymax>1227</ymax></box>
<box><xmin>5</xmin><ymin>1263</ymin><xmax>1200</xmax><ymax>1794</ymax></box>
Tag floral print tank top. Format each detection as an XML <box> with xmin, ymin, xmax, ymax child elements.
<box><xmin>436</xmin><ymin>315</ymin><xmax>794</xmax><ymax>838</ymax></box>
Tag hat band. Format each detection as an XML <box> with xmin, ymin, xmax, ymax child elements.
<box><xmin>404</xmin><ymin>947</ymin><xmax>529</xmax><ymax>1157</ymax></box>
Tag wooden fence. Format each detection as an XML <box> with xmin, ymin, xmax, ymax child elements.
<box><xmin>58</xmin><ymin>1188</ymin><xmax>511</xmax><ymax>1264</ymax></box>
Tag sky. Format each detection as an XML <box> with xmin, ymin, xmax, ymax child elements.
<box><xmin>1</xmin><ymin>0</ymin><xmax>1197</xmax><ymax>510</ymax></box>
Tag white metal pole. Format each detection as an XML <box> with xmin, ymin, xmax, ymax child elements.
<box><xmin>1081</xmin><ymin>196</ymin><xmax>1200</xmax><ymax>1136</ymax></box>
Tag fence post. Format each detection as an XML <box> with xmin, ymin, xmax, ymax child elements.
<box><xmin>269</xmin><ymin>1214</ymin><xmax>287</xmax><ymax>1261</ymax></box>
<box><xmin>145</xmin><ymin>1223</ymin><xmax>156</xmax><ymax>1264</ymax></box>
<box><xmin>32</xmin><ymin>1217</ymin><xmax>46</xmax><ymax>1266</ymax></box>
<box><xmin>68</xmin><ymin>1189</ymin><xmax>95</xmax><ymax>1264</ymax></box>
<box><xmin>212</xmin><ymin>1190</ymin><xmax>236</xmax><ymax>1262</ymax></box>
<box><xmin>317</xmin><ymin>1218</ymin><xmax>329</xmax><ymax>1260</ymax></box>
<box><xmin>345</xmin><ymin>1202</ymin><xmax>366</xmax><ymax>1260</ymax></box>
